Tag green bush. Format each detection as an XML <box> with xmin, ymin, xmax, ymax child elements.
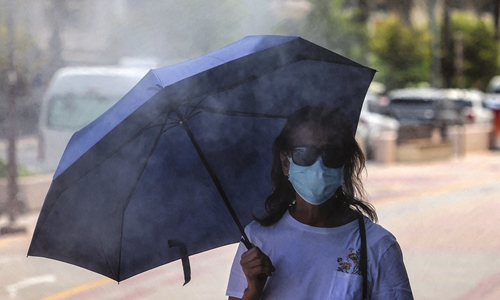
<box><xmin>0</xmin><ymin>159</ymin><xmax>34</xmax><ymax>178</ymax></box>
<box><xmin>300</xmin><ymin>0</ymin><xmax>369</xmax><ymax>63</ymax></box>
<box><xmin>451</xmin><ymin>12</ymin><xmax>499</xmax><ymax>90</ymax></box>
<box><xmin>369</xmin><ymin>15</ymin><xmax>431</xmax><ymax>91</ymax></box>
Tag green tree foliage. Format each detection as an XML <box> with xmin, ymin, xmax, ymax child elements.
<box><xmin>369</xmin><ymin>16</ymin><xmax>431</xmax><ymax>90</ymax></box>
<box><xmin>0</xmin><ymin>26</ymin><xmax>39</xmax><ymax>97</ymax></box>
<box><xmin>451</xmin><ymin>12</ymin><xmax>499</xmax><ymax>90</ymax></box>
<box><xmin>0</xmin><ymin>158</ymin><xmax>34</xmax><ymax>177</ymax></box>
<box><xmin>383</xmin><ymin>0</ymin><xmax>414</xmax><ymax>26</ymax></box>
<box><xmin>0</xmin><ymin>1</ymin><xmax>45</xmax><ymax>136</ymax></box>
<box><xmin>0</xmin><ymin>1</ymin><xmax>44</xmax><ymax>95</ymax></box>
<box><xmin>300</xmin><ymin>0</ymin><xmax>368</xmax><ymax>63</ymax></box>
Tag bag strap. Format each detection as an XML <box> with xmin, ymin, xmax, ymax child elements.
<box><xmin>358</xmin><ymin>214</ymin><xmax>368</xmax><ymax>300</ymax></box>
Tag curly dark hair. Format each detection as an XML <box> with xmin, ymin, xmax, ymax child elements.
<box><xmin>254</xmin><ymin>104</ymin><xmax>377</xmax><ymax>226</ymax></box>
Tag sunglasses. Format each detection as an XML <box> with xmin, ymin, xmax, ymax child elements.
<box><xmin>289</xmin><ymin>145</ymin><xmax>346</xmax><ymax>168</ymax></box>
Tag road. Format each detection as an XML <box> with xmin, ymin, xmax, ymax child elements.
<box><xmin>364</xmin><ymin>152</ymin><xmax>500</xmax><ymax>300</ymax></box>
<box><xmin>1</xmin><ymin>148</ymin><xmax>500</xmax><ymax>299</ymax></box>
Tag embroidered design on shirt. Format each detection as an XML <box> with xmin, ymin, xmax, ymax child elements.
<box><xmin>337</xmin><ymin>247</ymin><xmax>361</xmax><ymax>275</ymax></box>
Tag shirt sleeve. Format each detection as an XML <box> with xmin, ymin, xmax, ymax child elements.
<box><xmin>225</xmin><ymin>241</ymin><xmax>248</xmax><ymax>299</ymax></box>
<box><xmin>371</xmin><ymin>241</ymin><xmax>414</xmax><ymax>300</ymax></box>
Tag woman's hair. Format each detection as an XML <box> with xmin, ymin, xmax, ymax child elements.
<box><xmin>254</xmin><ymin>104</ymin><xmax>377</xmax><ymax>226</ymax></box>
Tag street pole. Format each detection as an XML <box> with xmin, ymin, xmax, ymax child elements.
<box><xmin>1</xmin><ymin>0</ymin><xmax>25</xmax><ymax>235</ymax></box>
<box><xmin>441</xmin><ymin>0</ymin><xmax>453</xmax><ymax>88</ymax></box>
<box><xmin>455</xmin><ymin>32</ymin><xmax>464</xmax><ymax>89</ymax></box>
<box><xmin>429</xmin><ymin>0</ymin><xmax>441</xmax><ymax>88</ymax></box>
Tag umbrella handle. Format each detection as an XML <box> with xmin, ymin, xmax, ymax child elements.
<box><xmin>240</xmin><ymin>238</ymin><xmax>268</xmax><ymax>282</ymax></box>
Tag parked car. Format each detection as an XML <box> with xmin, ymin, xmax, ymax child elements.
<box><xmin>37</xmin><ymin>66</ymin><xmax>150</xmax><ymax>173</ymax></box>
<box><xmin>385</xmin><ymin>88</ymin><xmax>462</xmax><ymax>141</ymax></box>
<box><xmin>386</xmin><ymin>88</ymin><xmax>460</xmax><ymax>124</ymax></box>
<box><xmin>445</xmin><ymin>89</ymin><xmax>493</xmax><ymax>124</ymax></box>
<box><xmin>356</xmin><ymin>93</ymin><xmax>400</xmax><ymax>159</ymax></box>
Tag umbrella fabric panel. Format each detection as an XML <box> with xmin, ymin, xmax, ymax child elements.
<box><xmin>120</xmin><ymin>112</ymin><xmax>278</xmax><ymax>280</ymax></box>
<box><xmin>51</xmin><ymin>88</ymin><xmax>174</xmax><ymax>187</ymax></box>
<box><xmin>119</xmin><ymin>123</ymin><xmax>240</xmax><ymax>279</ymax></box>
<box><xmin>186</xmin><ymin>111</ymin><xmax>280</xmax><ymax>221</ymax></box>
<box><xmin>152</xmin><ymin>35</ymin><xmax>299</xmax><ymax>88</ymax></box>
<box><xmin>54</xmin><ymin>70</ymin><xmax>164</xmax><ymax>178</ymax></box>
<box><xmin>28</xmin><ymin>123</ymin><xmax>165</xmax><ymax>280</ymax></box>
<box><xmin>196</xmin><ymin>60</ymin><xmax>372</xmax><ymax>132</ymax></box>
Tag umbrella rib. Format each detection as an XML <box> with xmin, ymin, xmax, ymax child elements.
<box><xmin>183</xmin><ymin>105</ymin><xmax>287</xmax><ymax>119</ymax></box>
<box><xmin>174</xmin><ymin>109</ymin><xmax>253</xmax><ymax>250</ymax></box>
<box><xmin>160</xmin><ymin>123</ymin><xmax>180</xmax><ymax>134</ymax></box>
<box><xmin>74</xmin><ymin>121</ymin><xmax>170</xmax><ymax>184</ymax></box>
<box><xmin>184</xmin><ymin>101</ymin><xmax>200</xmax><ymax>119</ymax></box>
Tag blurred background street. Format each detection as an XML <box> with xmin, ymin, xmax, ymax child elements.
<box><xmin>2</xmin><ymin>1</ymin><xmax>500</xmax><ymax>299</ymax></box>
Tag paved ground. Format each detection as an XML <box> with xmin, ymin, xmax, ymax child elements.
<box><xmin>363</xmin><ymin>151</ymin><xmax>500</xmax><ymax>300</ymax></box>
<box><xmin>1</xmin><ymin>150</ymin><xmax>499</xmax><ymax>299</ymax></box>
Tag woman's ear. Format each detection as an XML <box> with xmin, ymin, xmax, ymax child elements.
<box><xmin>280</xmin><ymin>151</ymin><xmax>290</xmax><ymax>177</ymax></box>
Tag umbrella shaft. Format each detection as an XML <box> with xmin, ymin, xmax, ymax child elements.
<box><xmin>174</xmin><ymin>110</ymin><xmax>252</xmax><ymax>250</ymax></box>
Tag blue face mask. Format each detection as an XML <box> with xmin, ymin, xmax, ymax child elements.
<box><xmin>288</xmin><ymin>157</ymin><xmax>343</xmax><ymax>205</ymax></box>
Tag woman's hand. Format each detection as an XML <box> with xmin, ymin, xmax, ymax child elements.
<box><xmin>239</xmin><ymin>246</ymin><xmax>275</xmax><ymax>300</ymax></box>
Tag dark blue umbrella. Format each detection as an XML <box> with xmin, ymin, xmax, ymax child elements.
<box><xmin>27</xmin><ymin>35</ymin><xmax>375</xmax><ymax>283</ymax></box>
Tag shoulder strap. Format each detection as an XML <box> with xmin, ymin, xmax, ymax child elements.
<box><xmin>358</xmin><ymin>214</ymin><xmax>368</xmax><ymax>300</ymax></box>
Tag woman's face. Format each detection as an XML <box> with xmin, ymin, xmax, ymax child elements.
<box><xmin>280</xmin><ymin>121</ymin><xmax>339</xmax><ymax>176</ymax></box>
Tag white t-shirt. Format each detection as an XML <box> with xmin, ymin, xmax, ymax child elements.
<box><xmin>226</xmin><ymin>211</ymin><xmax>413</xmax><ymax>299</ymax></box>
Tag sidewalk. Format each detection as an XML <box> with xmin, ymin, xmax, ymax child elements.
<box><xmin>364</xmin><ymin>151</ymin><xmax>500</xmax><ymax>300</ymax></box>
<box><xmin>364</xmin><ymin>150</ymin><xmax>500</xmax><ymax>205</ymax></box>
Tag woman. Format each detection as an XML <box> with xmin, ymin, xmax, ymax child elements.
<box><xmin>226</xmin><ymin>105</ymin><xmax>413</xmax><ymax>299</ymax></box>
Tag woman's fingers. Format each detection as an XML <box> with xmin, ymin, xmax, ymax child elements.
<box><xmin>240</xmin><ymin>247</ymin><xmax>275</xmax><ymax>277</ymax></box>
<box><xmin>243</xmin><ymin>258</ymin><xmax>274</xmax><ymax>277</ymax></box>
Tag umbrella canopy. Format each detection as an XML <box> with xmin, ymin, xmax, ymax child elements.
<box><xmin>28</xmin><ymin>35</ymin><xmax>375</xmax><ymax>283</ymax></box>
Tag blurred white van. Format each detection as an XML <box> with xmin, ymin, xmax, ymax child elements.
<box><xmin>37</xmin><ymin>66</ymin><xmax>149</xmax><ymax>173</ymax></box>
